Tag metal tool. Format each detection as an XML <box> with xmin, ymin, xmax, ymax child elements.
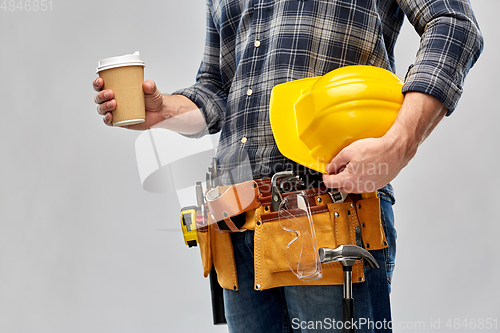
<box><xmin>207</xmin><ymin>157</ymin><xmax>219</xmax><ymax>189</ymax></box>
<box><xmin>319</xmin><ymin>245</ymin><xmax>379</xmax><ymax>333</ymax></box>
<box><xmin>271</xmin><ymin>171</ymin><xmax>304</xmax><ymax>212</ymax></box>
<box><xmin>195</xmin><ymin>181</ymin><xmax>208</xmax><ymax>232</ymax></box>
<box><xmin>328</xmin><ymin>190</ymin><xmax>349</xmax><ymax>203</ymax></box>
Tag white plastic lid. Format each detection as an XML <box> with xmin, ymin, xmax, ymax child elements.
<box><xmin>96</xmin><ymin>51</ymin><xmax>145</xmax><ymax>73</ymax></box>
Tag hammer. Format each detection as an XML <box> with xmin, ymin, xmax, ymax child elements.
<box><xmin>319</xmin><ymin>245</ymin><xmax>379</xmax><ymax>333</ymax></box>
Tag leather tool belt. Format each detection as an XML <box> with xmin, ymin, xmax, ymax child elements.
<box><xmin>198</xmin><ymin>176</ymin><xmax>388</xmax><ymax>291</ymax></box>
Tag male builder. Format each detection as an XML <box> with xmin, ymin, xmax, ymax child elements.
<box><xmin>93</xmin><ymin>0</ymin><xmax>483</xmax><ymax>332</ymax></box>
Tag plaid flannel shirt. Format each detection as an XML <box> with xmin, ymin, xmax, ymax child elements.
<box><xmin>174</xmin><ymin>0</ymin><xmax>483</xmax><ymax>186</ymax></box>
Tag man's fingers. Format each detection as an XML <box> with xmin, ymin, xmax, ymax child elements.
<box><xmin>95</xmin><ymin>89</ymin><xmax>116</xmax><ymax>115</ymax></box>
<box><xmin>103</xmin><ymin>112</ymin><xmax>113</xmax><ymax>126</ymax></box>
<box><xmin>93</xmin><ymin>78</ymin><xmax>116</xmax><ymax>115</ymax></box>
<box><xmin>325</xmin><ymin>148</ymin><xmax>350</xmax><ymax>174</ymax></box>
<box><xmin>322</xmin><ymin>173</ymin><xmax>373</xmax><ymax>194</ymax></box>
<box><xmin>96</xmin><ymin>99</ymin><xmax>116</xmax><ymax>115</ymax></box>
<box><xmin>93</xmin><ymin>77</ymin><xmax>104</xmax><ymax>92</ymax></box>
<box><xmin>94</xmin><ymin>89</ymin><xmax>114</xmax><ymax>105</ymax></box>
<box><xmin>322</xmin><ymin>172</ymin><xmax>350</xmax><ymax>189</ymax></box>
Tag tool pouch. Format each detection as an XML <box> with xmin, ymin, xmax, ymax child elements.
<box><xmin>254</xmin><ymin>191</ymin><xmax>388</xmax><ymax>290</ymax></box>
<box><xmin>199</xmin><ymin>181</ymin><xmax>388</xmax><ymax>291</ymax></box>
<box><xmin>198</xmin><ymin>180</ymin><xmax>261</xmax><ymax>290</ymax></box>
<box><xmin>198</xmin><ymin>215</ymin><xmax>240</xmax><ymax>290</ymax></box>
<box><xmin>197</xmin><ymin>221</ymin><xmax>212</xmax><ymax>278</ymax></box>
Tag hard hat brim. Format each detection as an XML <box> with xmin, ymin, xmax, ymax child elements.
<box><xmin>269</xmin><ymin>76</ymin><xmax>328</xmax><ymax>173</ymax></box>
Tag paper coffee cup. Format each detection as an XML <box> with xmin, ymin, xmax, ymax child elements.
<box><xmin>96</xmin><ymin>52</ymin><xmax>146</xmax><ymax>126</ymax></box>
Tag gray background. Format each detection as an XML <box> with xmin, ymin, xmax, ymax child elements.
<box><xmin>0</xmin><ymin>0</ymin><xmax>498</xmax><ymax>332</ymax></box>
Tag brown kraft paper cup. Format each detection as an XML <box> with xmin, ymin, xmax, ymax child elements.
<box><xmin>96</xmin><ymin>52</ymin><xmax>146</xmax><ymax>127</ymax></box>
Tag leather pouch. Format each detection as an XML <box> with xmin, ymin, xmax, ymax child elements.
<box><xmin>197</xmin><ymin>222</ymin><xmax>212</xmax><ymax>278</ymax></box>
<box><xmin>198</xmin><ymin>214</ymin><xmax>240</xmax><ymax>290</ymax></box>
<box><xmin>254</xmin><ymin>195</ymin><xmax>388</xmax><ymax>291</ymax></box>
<box><xmin>356</xmin><ymin>197</ymin><xmax>388</xmax><ymax>249</ymax></box>
<box><xmin>199</xmin><ymin>188</ymin><xmax>388</xmax><ymax>291</ymax></box>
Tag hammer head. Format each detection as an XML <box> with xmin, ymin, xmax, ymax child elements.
<box><xmin>318</xmin><ymin>245</ymin><xmax>379</xmax><ymax>269</ymax></box>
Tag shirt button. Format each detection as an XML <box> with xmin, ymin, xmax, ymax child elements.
<box><xmin>246</xmin><ymin>89</ymin><xmax>253</xmax><ymax>96</ymax></box>
<box><xmin>254</xmin><ymin>40</ymin><xmax>261</xmax><ymax>48</ymax></box>
<box><xmin>241</xmin><ymin>137</ymin><xmax>247</xmax><ymax>144</ymax></box>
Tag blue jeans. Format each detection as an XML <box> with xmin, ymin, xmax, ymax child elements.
<box><xmin>223</xmin><ymin>195</ymin><xmax>397</xmax><ymax>333</ymax></box>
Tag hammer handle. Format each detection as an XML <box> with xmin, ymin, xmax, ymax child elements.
<box><xmin>343</xmin><ymin>298</ymin><xmax>354</xmax><ymax>333</ymax></box>
<box><xmin>209</xmin><ymin>266</ymin><xmax>227</xmax><ymax>325</ymax></box>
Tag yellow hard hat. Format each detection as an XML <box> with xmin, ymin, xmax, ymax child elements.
<box><xmin>269</xmin><ymin>65</ymin><xmax>404</xmax><ymax>173</ymax></box>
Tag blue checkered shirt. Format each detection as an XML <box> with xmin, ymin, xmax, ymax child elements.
<box><xmin>175</xmin><ymin>0</ymin><xmax>483</xmax><ymax>187</ymax></box>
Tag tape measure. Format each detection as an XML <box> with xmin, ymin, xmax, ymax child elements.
<box><xmin>180</xmin><ymin>206</ymin><xmax>199</xmax><ymax>247</ymax></box>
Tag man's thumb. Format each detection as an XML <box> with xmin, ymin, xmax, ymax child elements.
<box><xmin>143</xmin><ymin>80</ymin><xmax>157</xmax><ymax>95</ymax></box>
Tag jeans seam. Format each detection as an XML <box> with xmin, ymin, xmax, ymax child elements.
<box><xmin>245</xmin><ymin>231</ymin><xmax>254</xmax><ymax>258</ymax></box>
<box><xmin>379</xmin><ymin>201</ymin><xmax>393</xmax><ymax>286</ymax></box>
<box><xmin>283</xmin><ymin>308</ymin><xmax>290</xmax><ymax>333</ymax></box>
<box><xmin>378</xmin><ymin>192</ymin><xmax>392</xmax><ymax>204</ymax></box>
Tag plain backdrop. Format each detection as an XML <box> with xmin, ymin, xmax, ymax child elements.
<box><xmin>0</xmin><ymin>1</ymin><xmax>498</xmax><ymax>332</ymax></box>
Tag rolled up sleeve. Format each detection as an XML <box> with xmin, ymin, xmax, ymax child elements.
<box><xmin>399</xmin><ymin>0</ymin><xmax>484</xmax><ymax>114</ymax></box>
<box><xmin>173</xmin><ymin>3</ymin><xmax>226</xmax><ymax>133</ymax></box>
